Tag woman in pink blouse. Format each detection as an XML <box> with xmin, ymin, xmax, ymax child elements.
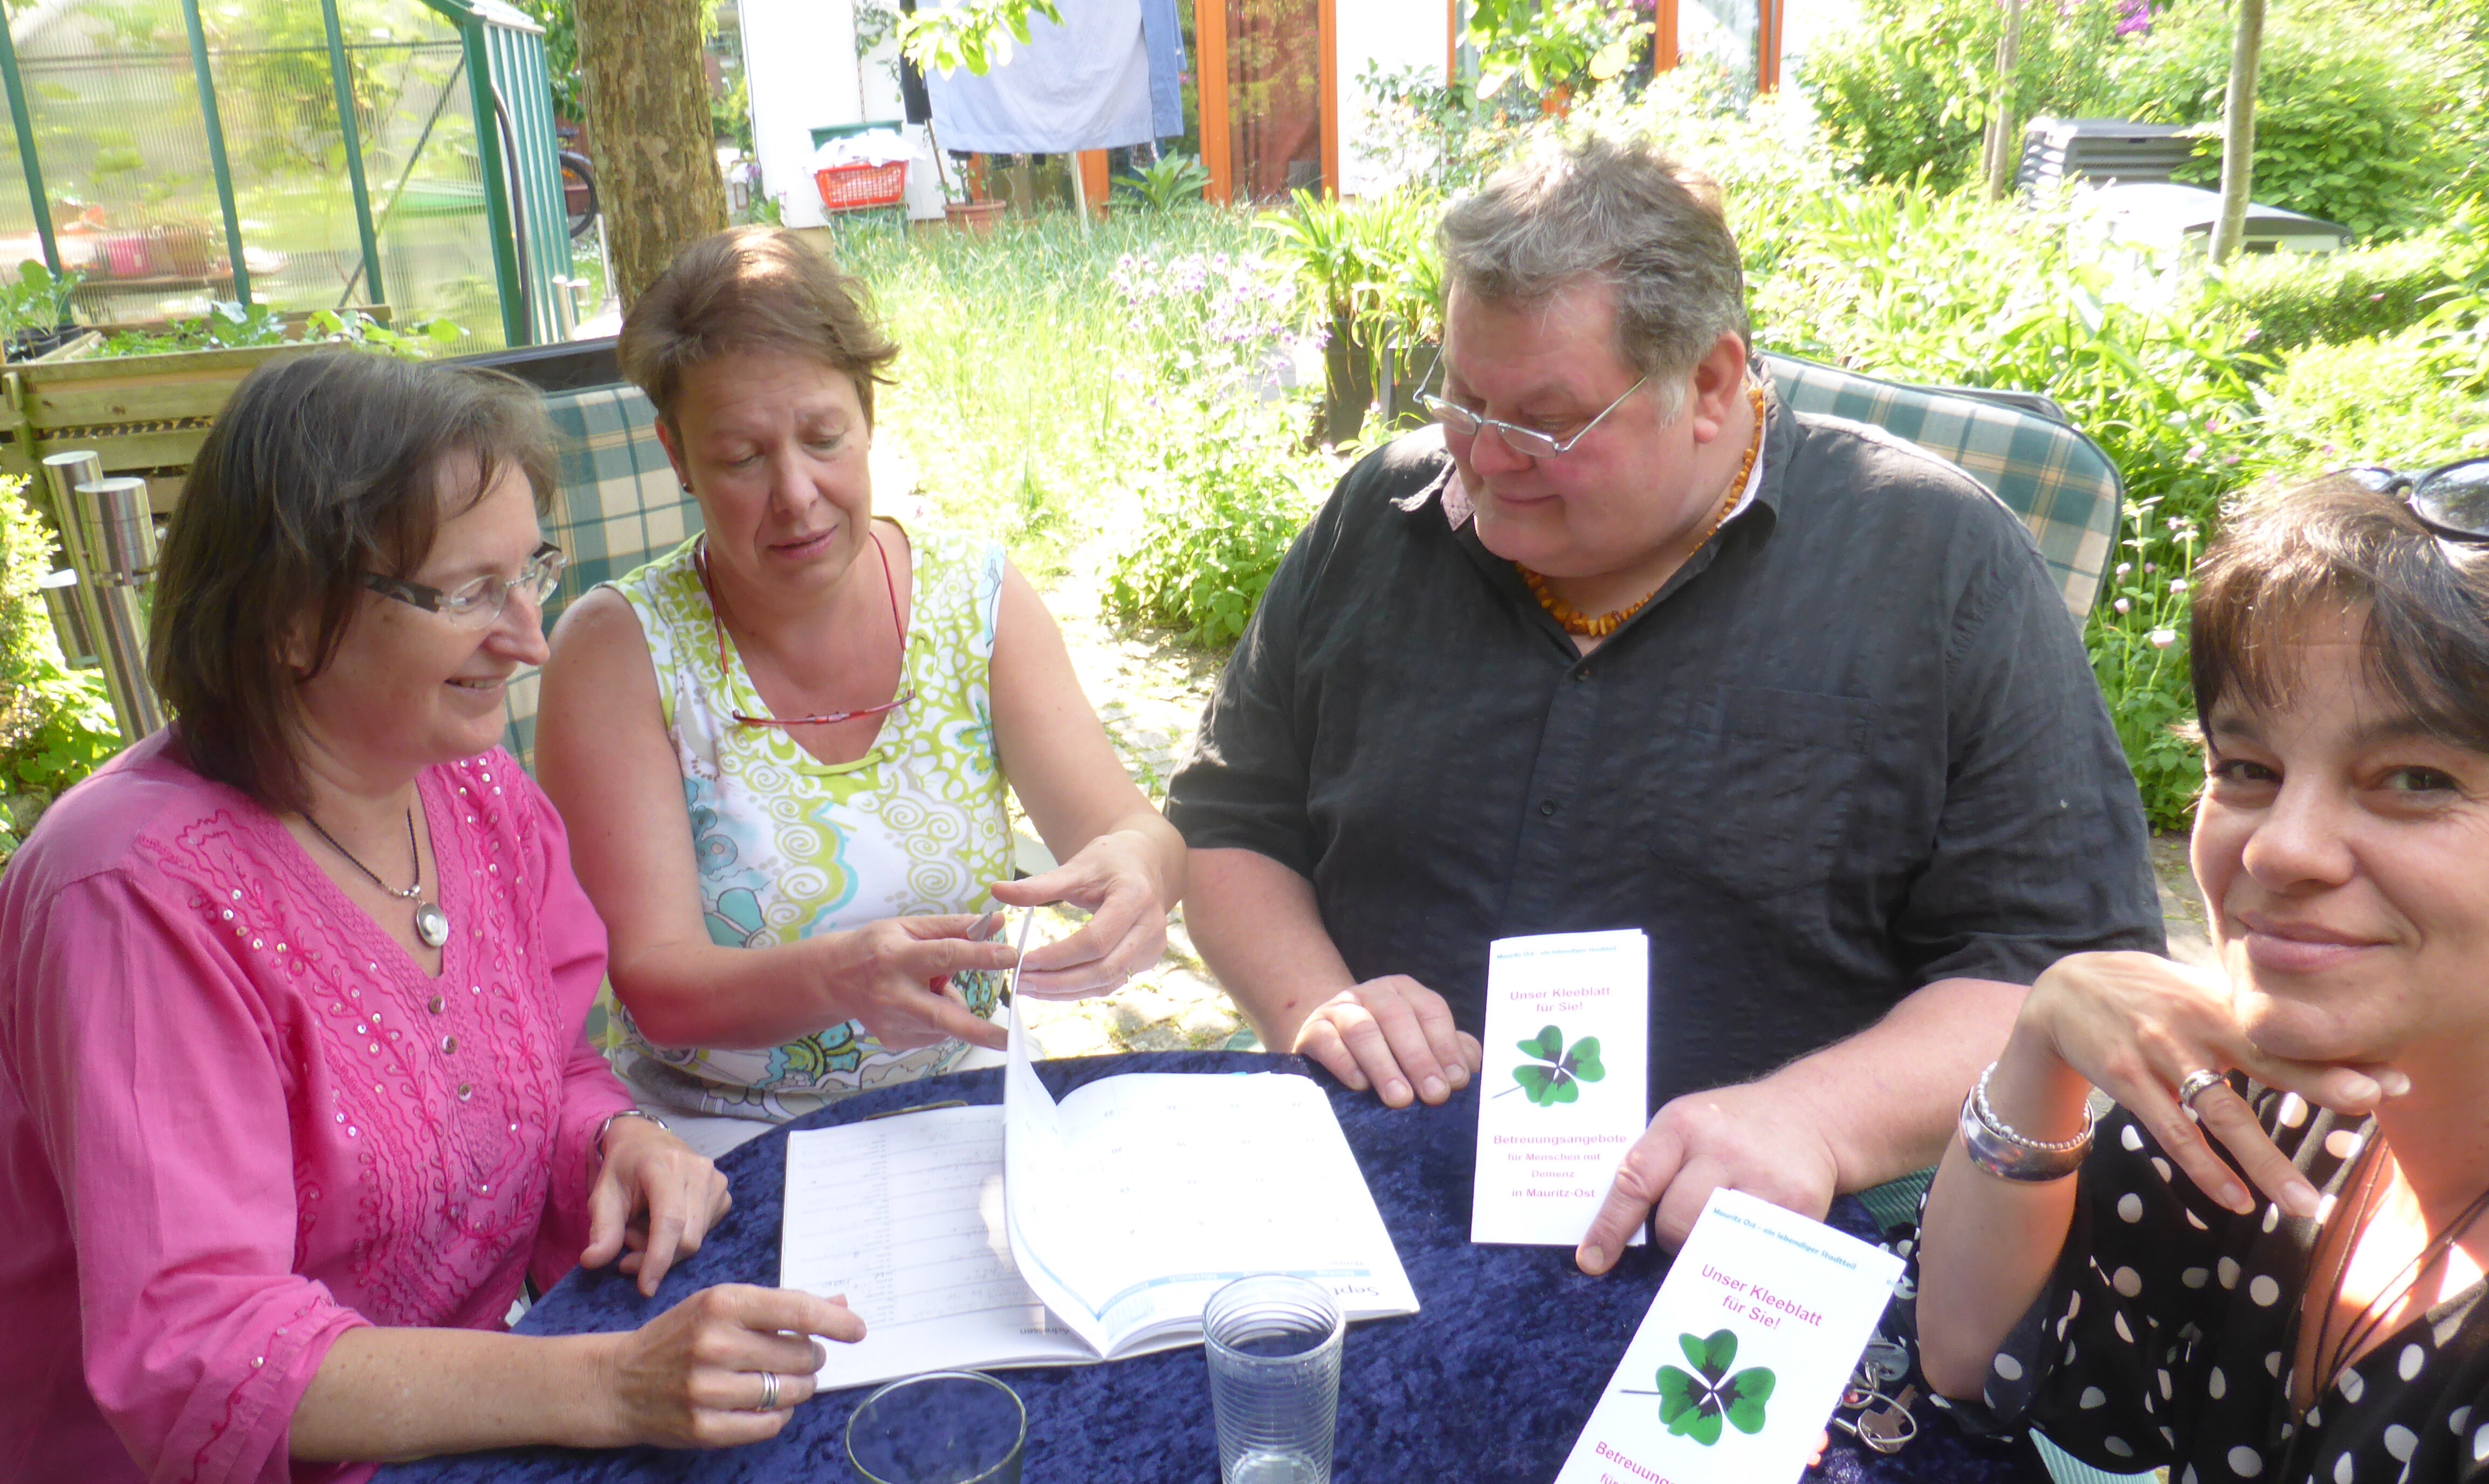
<box><xmin>0</xmin><ymin>353</ymin><xmax>869</xmax><ymax>1483</ymax></box>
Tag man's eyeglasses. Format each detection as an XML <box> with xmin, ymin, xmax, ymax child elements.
<box><xmin>365</xmin><ymin>542</ymin><xmax>566</xmax><ymax>630</ymax></box>
<box><xmin>2344</xmin><ymin>457</ymin><xmax>2489</xmax><ymax>541</ymax></box>
<box><xmin>1415</xmin><ymin>373</ymin><xmax>1652</xmax><ymax>462</ymax></box>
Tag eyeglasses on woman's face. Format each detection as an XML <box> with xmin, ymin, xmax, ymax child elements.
<box><xmin>364</xmin><ymin>542</ymin><xmax>566</xmax><ymax>630</ymax></box>
<box><xmin>2343</xmin><ymin>458</ymin><xmax>2489</xmax><ymax>542</ymax></box>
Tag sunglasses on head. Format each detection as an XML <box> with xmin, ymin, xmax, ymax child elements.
<box><xmin>2342</xmin><ymin>457</ymin><xmax>2489</xmax><ymax>541</ymax></box>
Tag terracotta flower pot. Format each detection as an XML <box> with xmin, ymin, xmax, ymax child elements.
<box><xmin>944</xmin><ymin>200</ymin><xmax>1008</xmax><ymax>236</ymax></box>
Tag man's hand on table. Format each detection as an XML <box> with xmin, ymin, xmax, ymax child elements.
<box><xmin>1574</xmin><ymin>1077</ymin><xmax>1843</xmax><ymax>1271</ymax></box>
<box><xmin>1291</xmin><ymin>974</ymin><xmax>1483</xmax><ymax>1109</ymax></box>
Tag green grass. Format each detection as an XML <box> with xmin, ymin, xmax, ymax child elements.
<box><xmin>822</xmin><ymin>208</ymin><xmax>1285</xmax><ymax>585</ymax></box>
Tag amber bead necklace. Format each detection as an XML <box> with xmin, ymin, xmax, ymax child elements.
<box><xmin>1517</xmin><ymin>382</ymin><xmax>1767</xmax><ymax>640</ymax></box>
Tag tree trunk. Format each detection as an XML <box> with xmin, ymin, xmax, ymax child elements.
<box><xmin>573</xmin><ymin>0</ymin><xmax>728</xmax><ymax>308</ymax></box>
<box><xmin>2209</xmin><ymin>0</ymin><xmax>2265</xmax><ymax>264</ymax></box>
<box><xmin>1982</xmin><ymin>0</ymin><xmax>2026</xmax><ymax>201</ymax></box>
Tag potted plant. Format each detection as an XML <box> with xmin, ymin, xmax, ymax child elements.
<box><xmin>913</xmin><ymin>119</ymin><xmax>1005</xmax><ymax>235</ymax></box>
<box><xmin>0</xmin><ymin>262</ymin><xmax>85</xmax><ymax>362</ymax></box>
<box><xmin>939</xmin><ymin>162</ymin><xmax>1007</xmax><ymax>230</ymax></box>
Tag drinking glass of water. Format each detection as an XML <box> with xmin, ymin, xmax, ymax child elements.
<box><xmin>845</xmin><ymin>1370</ymin><xmax>1027</xmax><ymax>1484</ymax></box>
<box><xmin>1204</xmin><ymin>1274</ymin><xmax>1345</xmax><ymax>1484</ymax></box>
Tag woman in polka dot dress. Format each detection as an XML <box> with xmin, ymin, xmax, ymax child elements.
<box><xmin>1915</xmin><ymin>472</ymin><xmax>2489</xmax><ymax>1484</ymax></box>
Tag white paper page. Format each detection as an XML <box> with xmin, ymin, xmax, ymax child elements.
<box><xmin>780</xmin><ymin>1104</ymin><xmax>1096</xmax><ymax>1390</ymax></box>
<box><xmin>1000</xmin><ymin>992</ymin><xmax>1118</xmax><ymax>1354</ymax></box>
<box><xmin>1001</xmin><ymin>995</ymin><xmax>1417</xmax><ymax>1354</ymax></box>
<box><xmin>1555</xmin><ymin>1189</ymin><xmax>1905</xmax><ymax>1484</ymax></box>
<box><xmin>1472</xmin><ymin>929</ymin><xmax>1651</xmax><ymax>1246</ymax></box>
<box><xmin>1047</xmin><ymin>1070</ymin><xmax>1420</xmax><ymax>1348</ymax></box>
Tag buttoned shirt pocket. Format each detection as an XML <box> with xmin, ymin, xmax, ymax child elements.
<box><xmin>1647</xmin><ymin>685</ymin><xmax>1881</xmax><ymax>898</ymax></box>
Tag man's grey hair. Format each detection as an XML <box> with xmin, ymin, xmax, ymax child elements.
<box><xmin>1439</xmin><ymin>132</ymin><xmax>1749</xmax><ymax>422</ymax></box>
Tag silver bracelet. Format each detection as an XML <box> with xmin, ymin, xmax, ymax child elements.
<box><xmin>595</xmin><ymin>1108</ymin><xmax>670</xmax><ymax>1160</ymax></box>
<box><xmin>1972</xmin><ymin>1062</ymin><xmax>2091</xmax><ymax>1152</ymax></box>
<box><xmin>1958</xmin><ymin>1063</ymin><xmax>2092</xmax><ymax>1183</ymax></box>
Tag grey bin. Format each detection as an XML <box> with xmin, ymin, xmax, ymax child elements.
<box><xmin>2080</xmin><ymin>181</ymin><xmax>2353</xmax><ymax>256</ymax></box>
<box><xmin>2017</xmin><ymin>118</ymin><xmax>2354</xmax><ymax>256</ymax></box>
<box><xmin>2017</xmin><ymin>118</ymin><xmax>2198</xmax><ymax>193</ymax></box>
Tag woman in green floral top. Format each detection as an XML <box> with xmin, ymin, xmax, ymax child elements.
<box><xmin>535</xmin><ymin>228</ymin><xmax>1185</xmax><ymax>1153</ymax></box>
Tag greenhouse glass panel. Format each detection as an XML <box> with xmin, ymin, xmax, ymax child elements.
<box><xmin>203</xmin><ymin>3</ymin><xmax>380</xmax><ymax>316</ymax></box>
<box><xmin>0</xmin><ymin>43</ymin><xmax>47</xmax><ymax>284</ymax></box>
<box><xmin>13</xmin><ymin>2</ymin><xmax>237</xmax><ymax>325</ymax></box>
<box><xmin>0</xmin><ymin>0</ymin><xmax>552</xmax><ymax>347</ymax></box>
<box><xmin>345</xmin><ymin>0</ymin><xmax>507</xmax><ymax>347</ymax></box>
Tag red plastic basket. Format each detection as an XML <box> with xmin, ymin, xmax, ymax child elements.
<box><xmin>815</xmin><ymin>161</ymin><xmax>908</xmax><ymax>212</ymax></box>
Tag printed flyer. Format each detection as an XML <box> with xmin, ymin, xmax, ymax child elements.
<box><xmin>1554</xmin><ymin>1188</ymin><xmax>1906</xmax><ymax>1484</ymax></box>
<box><xmin>1469</xmin><ymin>929</ymin><xmax>1649</xmax><ymax>1247</ymax></box>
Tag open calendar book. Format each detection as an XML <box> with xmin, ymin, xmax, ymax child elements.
<box><xmin>781</xmin><ymin>997</ymin><xmax>1419</xmax><ymax>1390</ymax></box>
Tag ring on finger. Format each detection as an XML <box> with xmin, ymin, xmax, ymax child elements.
<box><xmin>2175</xmin><ymin>1068</ymin><xmax>2227</xmax><ymax>1107</ymax></box>
<box><xmin>753</xmin><ymin>1370</ymin><xmax>781</xmax><ymax>1412</ymax></box>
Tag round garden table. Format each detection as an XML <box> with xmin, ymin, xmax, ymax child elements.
<box><xmin>377</xmin><ymin>1050</ymin><xmax>2046</xmax><ymax>1484</ymax></box>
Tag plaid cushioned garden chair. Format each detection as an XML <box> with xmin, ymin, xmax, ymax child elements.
<box><xmin>1762</xmin><ymin>352</ymin><xmax>2124</xmax><ymax>621</ymax></box>
<box><xmin>1766</xmin><ymin>356</ymin><xmax>2153</xmax><ymax>1484</ymax></box>
<box><xmin>1764</xmin><ymin>351</ymin><xmax>2128</xmax><ymax>1240</ymax></box>
<box><xmin>455</xmin><ymin>340</ymin><xmax>701</xmax><ymax>770</ymax></box>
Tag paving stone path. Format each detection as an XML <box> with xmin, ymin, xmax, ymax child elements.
<box><xmin>1014</xmin><ymin>560</ymin><xmax>1259</xmax><ymax>1059</ymax></box>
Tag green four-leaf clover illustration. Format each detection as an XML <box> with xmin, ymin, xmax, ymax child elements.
<box><xmin>1653</xmin><ymin>1329</ymin><xmax>1775</xmax><ymax>1446</ymax></box>
<box><xmin>1511</xmin><ymin>1023</ymin><xmax>1605</xmax><ymax>1106</ymax></box>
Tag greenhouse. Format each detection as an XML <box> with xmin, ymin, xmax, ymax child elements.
<box><xmin>0</xmin><ymin>0</ymin><xmax>570</xmax><ymax>352</ymax></box>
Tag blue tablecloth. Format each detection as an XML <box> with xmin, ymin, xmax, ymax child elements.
<box><xmin>378</xmin><ymin>1052</ymin><xmax>2045</xmax><ymax>1484</ymax></box>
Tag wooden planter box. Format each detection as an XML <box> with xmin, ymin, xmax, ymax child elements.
<box><xmin>1</xmin><ymin>340</ymin><xmax>350</xmax><ymax>512</ymax></box>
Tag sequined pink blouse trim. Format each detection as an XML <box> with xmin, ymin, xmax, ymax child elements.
<box><xmin>0</xmin><ymin>732</ymin><xmax>632</xmax><ymax>1484</ymax></box>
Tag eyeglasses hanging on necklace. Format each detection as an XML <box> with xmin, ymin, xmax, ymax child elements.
<box><xmin>695</xmin><ymin>527</ymin><xmax>916</xmax><ymax>729</ymax></box>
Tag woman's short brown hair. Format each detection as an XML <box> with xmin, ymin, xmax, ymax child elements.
<box><xmin>2190</xmin><ymin>474</ymin><xmax>2489</xmax><ymax>752</ymax></box>
<box><xmin>148</xmin><ymin>351</ymin><xmax>554</xmax><ymax>813</ymax></box>
<box><xmin>616</xmin><ymin>226</ymin><xmax>900</xmax><ymax>430</ymax></box>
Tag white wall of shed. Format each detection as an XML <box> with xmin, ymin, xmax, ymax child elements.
<box><xmin>740</xmin><ymin>0</ymin><xmax>868</xmax><ymax>227</ymax></box>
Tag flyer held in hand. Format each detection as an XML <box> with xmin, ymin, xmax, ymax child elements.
<box><xmin>1470</xmin><ymin>929</ymin><xmax>1650</xmax><ymax>1247</ymax></box>
<box><xmin>1556</xmin><ymin>1188</ymin><xmax>1906</xmax><ymax>1484</ymax></box>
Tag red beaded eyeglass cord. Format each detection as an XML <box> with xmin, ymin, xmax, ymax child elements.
<box><xmin>695</xmin><ymin>528</ymin><xmax>915</xmax><ymax>729</ymax></box>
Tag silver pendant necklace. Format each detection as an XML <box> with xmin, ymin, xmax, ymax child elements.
<box><xmin>304</xmin><ymin>806</ymin><xmax>450</xmax><ymax>949</ymax></box>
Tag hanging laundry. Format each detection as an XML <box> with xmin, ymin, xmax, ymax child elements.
<box><xmin>1138</xmin><ymin>0</ymin><xmax>1187</xmax><ymax>142</ymax></box>
<box><xmin>898</xmin><ymin>0</ymin><xmax>933</xmax><ymax>124</ymax></box>
<box><xmin>923</xmin><ymin>0</ymin><xmax>1153</xmax><ymax>154</ymax></box>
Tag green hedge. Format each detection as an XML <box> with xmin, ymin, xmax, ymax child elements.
<box><xmin>2213</xmin><ymin>209</ymin><xmax>2489</xmax><ymax>352</ymax></box>
<box><xmin>1796</xmin><ymin>0</ymin><xmax>2123</xmax><ymax>190</ymax></box>
<box><xmin>2112</xmin><ymin>0</ymin><xmax>2455</xmax><ymax>242</ymax></box>
<box><xmin>0</xmin><ymin>478</ymin><xmax>122</xmax><ymax>867</ymax></box>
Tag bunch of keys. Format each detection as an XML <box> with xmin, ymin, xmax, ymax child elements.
<box><xmin>1830</xmin><ymin>1338</ymin><xmax>1919</xmax><ymax>1455</ymax></box>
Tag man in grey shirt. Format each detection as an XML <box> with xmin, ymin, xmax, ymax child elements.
<box><xmin>1165</xmin><ymin>132</ymin><xmax>2163</xmax><ymax>1271</ymax></box>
